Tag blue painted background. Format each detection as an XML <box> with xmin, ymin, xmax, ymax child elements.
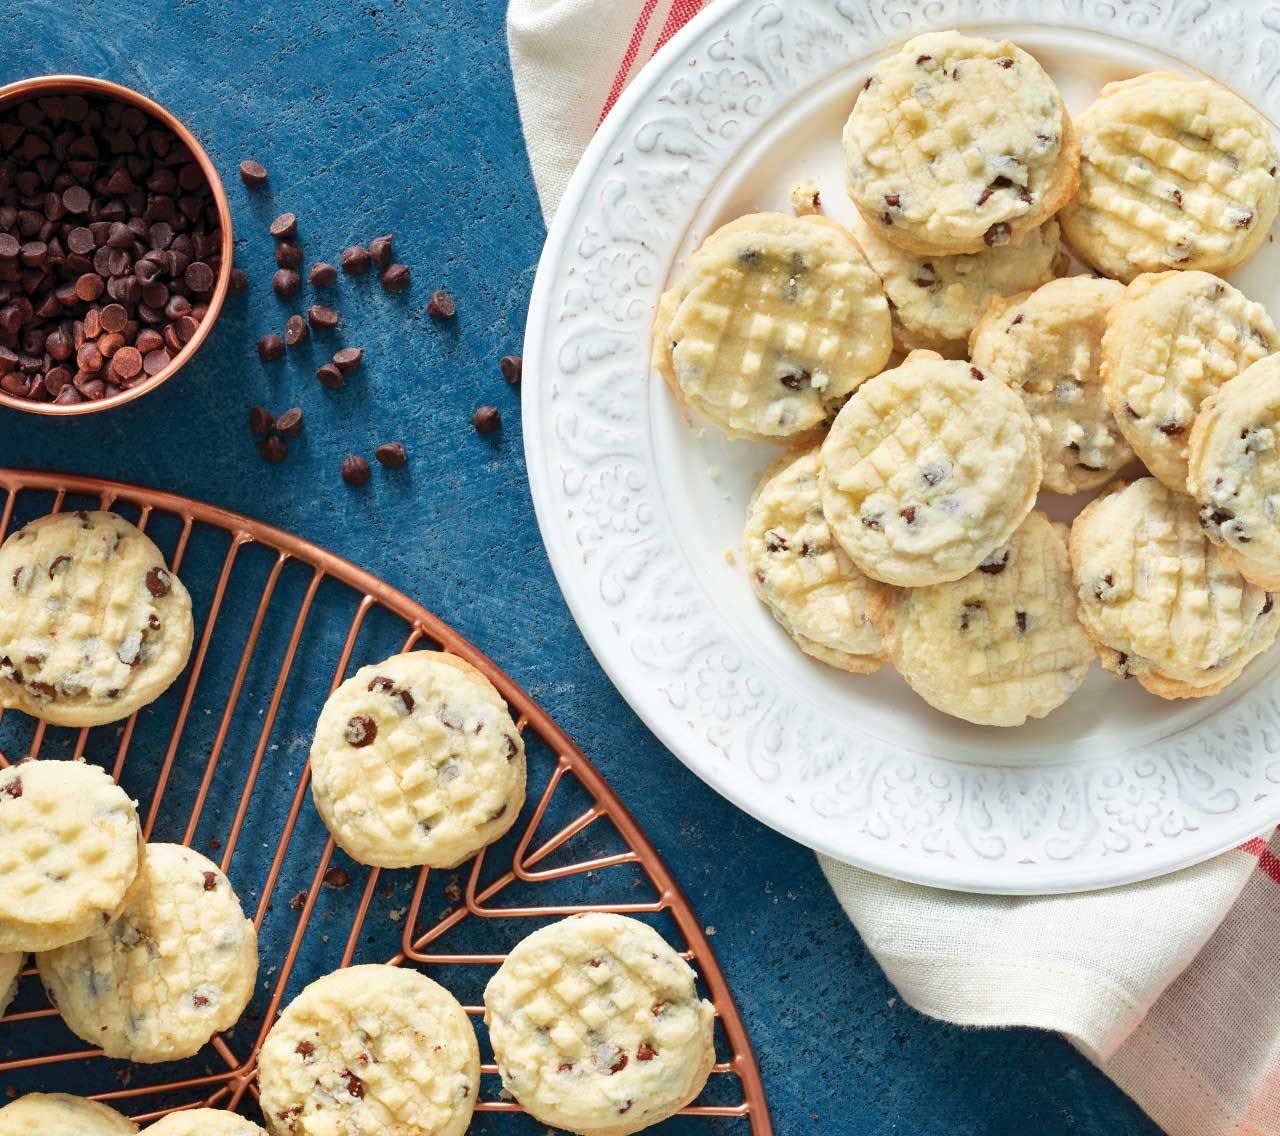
<box><xmin>0</xmin><ymin>2</ymin><xmax>1162</xmax><ymax>1132</ymax></box>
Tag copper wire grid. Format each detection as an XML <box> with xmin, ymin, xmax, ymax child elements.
<box><xmin>0</xmin><ymin>468</ymin><xmax>771</xmax><ymax>1133</ymax></box>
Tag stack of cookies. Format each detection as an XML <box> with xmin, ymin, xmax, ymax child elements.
<box><xmin>653</xmin><ymin>30</ymin><xmax>1280</xmax><ymax>726</ymax></box>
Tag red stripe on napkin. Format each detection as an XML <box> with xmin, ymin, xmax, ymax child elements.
<box><xmin>1240</xmin><ymin>834</ymin><xmax>1280</xmax><ymax>885</ymax></box>
<box><xmin>652</xmin><ymin>0</ymin><xmax>703</xmax><ymax>53</ymax></box>
<box><xmin>598</xmin><ymin>0</ymin><xmax>664</xmax><ymax>124</ymax></box>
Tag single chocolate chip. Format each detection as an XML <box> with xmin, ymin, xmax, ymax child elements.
<box><xmin>274</xmin><ymin>241</ymin><xmax>303</xmax><ymax>270</ymax></box>
<box><xmin>284</xmin><ymin>314</ymin><xmax>308</xmax><ymax>347</ymax></box>
<box><xmin>500</xmin><ymin>354</ymin><xmax>522</xmax><ymax>385</ymax></box>
<box><xmin>341</xmin><ymin>455</ymin><xmax>371</xmax><ymax>486</ymax></box>
<box><xmin>316</xmin><ymin>362</ymin><xmax>345</xmax><ymax>390</ymax></box>
<box><xmin>323</xmin><ymin>866</ymin><xmax>352</xmax><ymax>889</ymax></box>
<box><xmin>473</xmin><ymin>405</ymin><xmax>501</xmax><ymax>434</ymax></box>
<box><xmin>276</xmin><ymin>406</ymin><xmax>304</xmax><ymax>437</ymax></box>
<box><xmin>258</xmin><ymin>334</ymin><xmax>285</xmax><ymax>362</ymax></box>
<box><xmin>259</xmin><ymin>434</ymin><xmax>287</xmax><ymax>463</ymax></box>
<box><xmin>185</xmin><ymin>261</ymin><xmax>215</xmax><ymax>292</ymax></box>
<box><xmin>340</xmin><ymin>245</ymin><xmax>371</xmax><ymax>274</ymax></box>
<box><xmin>309</xmin><ymin>262</ymin><xmax>337</xmax><ymax>287</ymax></box>
<box><xmin>239</xmin><ymin>160</ymin><xmax>268</xmax><ymax>188</ymax></box>
<box><xmin>230</xmin><ymin>268</ymin><xmax>250</xmax><ymax>293</ymax></box>
<box><xmin>375</xmin><ymin>442</ymin><xmax>407</xmax><ymax>468</ymax></box>
<box><xmin>369</xmin><ymin>233</ymin><xmax>394</xmax><ymax>268</ymax></box>
<box><xmin>333</xmin><ymin>346</ymin><xmax>363</xmax><ymax>373</ymax></box>
<box><xmin>268</xmin><ymin>212</ymin><xmax>298</xmax><ymax>239</ymax></box>
<box><xmin>969</xmin><ymin>366</ymin><xmax>984</xmax><ymax>381</ymax></box>
<box><xmin>249</xmin><ymin>405</ymin><xmax>275</xmax><ymax>435</ymax></box>
<box><xmin>308</xmin><ymin>304</ymin><xmax>339</xmax><ymax>330</ymax></box>
<box><xmin>272</xmin><ymin>269</ymin><xmax>301</xmax><ymax>298</ymax></box>
<box><xmin>380</xmin><ymin>264</ymin><xmax>410</xmax><ymax>292</ymax></box>
<box><xmin>202</xmin><ymin>871</ymin><xmax>218</xmax><ymax>892</ymax></box>
<box><xmin>113</xmin><ymin>346</ymin><xmax>142</xmax><ymax>381</ymax></box>
<box><xmin>983</xmin><ymin>223</ymin><xmax>1012</xmax><ymax>246</ymax></box>
<box><xmin>145</xmin><ymin>567</ymin><xmax>172</xmax><ymax>597</ymax></box>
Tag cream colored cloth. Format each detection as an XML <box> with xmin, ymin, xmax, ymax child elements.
<box><xmin>507</xmin><ymin>3</ymin><xmax>1280</xmax><ymax>1131</ymax></box>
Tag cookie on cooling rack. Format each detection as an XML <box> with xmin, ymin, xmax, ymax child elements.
<box><xmin>258</xmin><ymin>964</ymin><xmax>479</xmax><ymax>1136</ymax></box>
<box><xmin>1189</xmin><ymin>353</ymin><xmax>1280</xmax><ymax>591</ymax></box>
<box><xmin>0</xmin><ymin>1093</ymin><xmax>137</xmax><ymax>1136</ymax></box>
<box><xmin>744</xmin><ymin>446</ymin><xmax>885</xmax><ymax>673</ymax></box>
<box><xmin>1061</xmin><ymin>73</ymin><xmax>1280</xmax><ymax>281</ymax></box>
<box><xmin>0</xmin><ymin>510</ymin><xmax>194</xmax><ymax>727</ymax></box>
<box><xmin>1102</xmin><ymin>271</ymin><xmax>1277</xmax><ymax>492</ymax></box>
<box><xmin>0</xmin><ymin>759</ymin><xmax>141</xmax><ymax>953</ymax></box>
<box><xmin>652</xmin><ymin>212</ymin><xmax>892</xmax><ymax>440</ymax></box>
<box><xmin>38</xmin><ymin>842</ymin><xmax>257</xmax><ymax>1063</ymax></box>
<box><xmin>309</xmin><ymin>650</ymin><xmax>526</xmax><ymax>870</ymax></box>
<box><xmin>1070</xmin><ymin>477</ymin><xmax>1280</xmax><ymax>699</ymax></box>
<box><xmin>848</xmin><ymin>207</ymin><xmax>1064</xmax><ymax>358</ymax></box>
<box><xmin>970</xmin><ymin>275</ymin><xmax>1131</xmax><ymax>495</ymax></box>
<box><xmin>819</xmin><ymin>350</ymin><xmax>1041</xmax><ymax>587</ymax></box>
<box><xmin>843</xmin><ymin>30</ymin><xmax>1079</xmax><ymax>256</ymax></box>
<box><xmin>0</xmin><ymin>948</ymin><xmax>22</xmax><ymax>1017</ymax></box>
<box><xmin>484</xmin><ymin>912</ymin><xmax>716</xmax><ymax>1136</ymax></box>
<box><xmin>145</xmin><ymin>1109</ymin><xmax>266</xmax><ymax>1135</ymax></box>
<box><xmin>872</xmin><ymin>511</ymin><xmax>1093</xmax><ymax>726</ymax></box>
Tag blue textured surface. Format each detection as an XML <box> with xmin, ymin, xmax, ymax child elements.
<box><xmin>0</xmin><ymin>3</ymin><xmax>1163</xmax><ymax>1133</ymax></box>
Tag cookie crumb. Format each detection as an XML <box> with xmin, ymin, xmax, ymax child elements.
<box><xmin>789</xmin><ymin>179</ymin><xmax>822</xmax><ymax>216</ymax></box>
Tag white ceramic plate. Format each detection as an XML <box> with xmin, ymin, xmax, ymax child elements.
<box><xmin>523</xmin><ymin>0</ymin><xmax>1280</xmax><ymax>893</ymax></box>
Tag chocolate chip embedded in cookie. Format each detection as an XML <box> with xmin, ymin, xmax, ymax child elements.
<box><xmin>653</xmin><ymin>212</ymin><xmax>892</xmax><ymax>440</ymax></box>
<box><xmin>0</xmin><ymin>510</ymin><xmax>194</xmax><ymax>727</ymax></box>
<box><xmin>1061</xmin><ymin>72</ymin><xmax>1280</xmax><ymax>281</ymax></box>
<box><xmin>843</xmin><ymin>31</ymin><xmax>1079</xmax><ymax>256</ymax></box>
<box><xmin>258</xmin><ymin>965</ymin><xmax>478</xmax><ymax>1136</ymax></box>
<box><xmin>484</xmin><ymin>913</ymin><xmax>716</xmax><ymax>1136</ymax></box>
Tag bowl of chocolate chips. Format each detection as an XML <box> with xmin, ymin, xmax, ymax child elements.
<box><xmin>0</xmin><ymin>75</ymin><xmax>232</xmax><ymax>414</ymax></box>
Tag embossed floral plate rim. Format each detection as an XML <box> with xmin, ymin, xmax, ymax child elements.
<box><xmin>523</xmin><ymin>0</ymin><xmax>1280</xmax><ymax>894</ymax></box>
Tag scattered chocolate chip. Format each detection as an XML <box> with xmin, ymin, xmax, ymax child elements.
<box><xmin>500</xmin><ymin>354</ymin><xmax>523</xmax><ymax>385</ymax></box>
<box><xmin>258</xmin><ymin>333</ymin><xmax>285</xmax><ymax>362</ymax></box>
<box><xmin>272</xmin><ymin>269</ymin><xmax>301</xmax><ymax>298</ymax></box>
<box><xmin>473</xmin><ymin>405</ymin><xmax>501</xmax><ymax>434</ymax></box>
<box><xmin>249</xmin><ymin>405</ymin><xmax>275</xmax><ymax>435</ymax></box>
<box><xmin>380</xmin><ymin>264</ymin><xmax>410</xmax><ymax>292</ymax></box>
<box><xmin>307</xmin><ymin>304</ymin><xmax>339</xmax><ymax>330</ymax></box>
<box><xmin>274</xmin><ymin>241</ymin><xmax>303</xmax><ymax>270</ymax></box>
<box><xmin>340</xmin><ymin>245</ymin><xmax>371</xmax><ymax>275</ymax></box>
<box><xmin>284</xmin><ymin>314</ymin><xmax>308</xmax><ymax>347</ymax></box>
<box><xmin>316</xmin><ymin>362</ymin><xmax>345</xmax><ymax>390</ymax></box>
<box><xmin>333</xmin><ymin>346</ymin><xmax>363</xmax><ymax>373</ymax></box>
<box><xmin>268</xmin><ymin>212</ymin><xmax>298</xmax><ymax>239</ymax></box>
<box><xmin>375</xmin><ymin>441</ymin><xmax>407</xmax><ymax>468</ymax></box>
<box><xmin>276</xmin><ymin>406</ymin><xmax>303</xmax><ymax>437</ymax></box>
<box><xmin>259</xmin><ymin>434</ymin><xmax>287</xmax><ymax>464</ymax></box>
<box><xmin>308</xmin><ymin>262</ymin><xmax>337</xmax><ymax>287</ymax></box>
<box><xmin>369</xmin><ymin>233</ymin><xmax>394</xmax><ymax>269</ymax></box>
<box><xmin>239</xmin><ymin>160</ymin><xmax>268</xmax><ymax>188</ymax></box>
<box><xmin>229</xmin><ymin>268</ymin><xmax>249</xmax><ymax>293</ymax></box>
<box><xmin>341</xmin><ymin>454</ymin><xmax>371</xmax><ymax>486</ymax></box>
<box><xmin>323</xmin><ymin>866</ymin><xmax>352</xmax><ymax>888</ymax></box>
<box><xmin>427</xmin><ymin>289</ymin><xmax>456</xmax><ymax>318</ymax></box>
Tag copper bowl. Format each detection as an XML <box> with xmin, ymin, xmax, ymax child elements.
<box><xmin>0</xmin><ymin>75</ymin><xmax>234</xmax><ymax>416</ymax></box>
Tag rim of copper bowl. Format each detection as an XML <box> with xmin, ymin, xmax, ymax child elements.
<box><xmin>0</xmin><ymin>75</ymin><xmax>234</xmax><ymax>417</ymax></box>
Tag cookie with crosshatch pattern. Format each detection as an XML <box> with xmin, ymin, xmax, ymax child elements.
<box><xmin>309</xmin><ymin>650</ymin><xmax>526</xmax><ymax>869</ymax></box>
<box><xmin>1060</xmin><ymin>72</ymin><xmax>1280</xmax><ymax>282</ymax></box>
<box><xmin>0</xmin><ymin>510</ymin><xmax>194</xmax><ymax>727</ymax></box>
<box><xmin>652</xmin><ymin>211</ymin><xmax>892</xmax><ymax>440</ymax></box>
<box><xmin>146</xmin><ymin>1111</ymin><xmax>266</xmax><ymax>1136</ymax></box>
<box><xmin>0</xmin><ymin>1094</ymin><xmax>137</xmax><ymax>1135</ymax></box>
<box><xmin>0</xmin><ymin>759</ymin><xmax>141</xmax><ymax>953</ymax></box>
<box><xmin>1188</xmin><ymin>353</ymin><xmax>1280</xmax><ymax>591</ymax></box>
<box><xmin>1069</xmin><ymin>477</ymin><xmax>1280</xmax><ymax>699</ymax></box>
<box><xmin>257</xmin><ymin>964</ymin><xmax>478</xmax><ymax>1136</ymax></box>
<box><xmin>871</xmin><ymin>511</ymin><xmax>1093</xmax><ymax>726</ymax></box>
<box><xmin>1101</xmin><ymin>271</ymin><xmax>1278</xmax><ymax>493</ymax></box>
<box><xmin>38</xmin><ymin>842</ymin><xmax>257</xmax><ymax>1063</ymax></box>
<box><xmin>819</xmin><ymin>350</ymin><xmax>1041</xmax><ymax>588</ymax></box>
<box><xmin>969</xmin><ymin>275</ymin><xmax>1131</xmax><ymax>495</ymax></box>
<box><xmin>744</xmin><ymin>445</ymin><xmax>886</xmax><ymax>673</ymax></box>
<box><xmin>484</xmin><ymin>912</ymin><xmax>716</xmax><ymax>1136</ymax></box>
<box><xmin>842</xmin><ymin>30</ymin><xmax>1079</xmax><ymax>256</ymax></box>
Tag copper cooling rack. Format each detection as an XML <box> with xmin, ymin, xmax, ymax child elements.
<box><xmin>0</xmin><ymin>468</ymin><xmax>770</xmax><ymax>1134</ymax></box>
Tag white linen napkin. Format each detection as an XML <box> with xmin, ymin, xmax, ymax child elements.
<box><xmin>507</xmin><ymin>3</ymin><xmax>1280</xmax><ymax>1131</ymax></box>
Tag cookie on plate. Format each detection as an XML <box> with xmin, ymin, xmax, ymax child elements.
<box><xmin>0</xmin><ymin>949</ymin><xmax>22</xmax><ymax>1017</ymax></box>
<box><xmin>1102</xmin><ymin>271</ymin><xmax>1277</xmax><ymax>492</ymax></box>
<box><xmin>1188</xmin><ymin>353</ymin><xmax>1280</xmax><ymax>590</ymax></box>
<box><xmin>310</xmin><ymin>651</ymin><xmax>526</xmax><ymax>869</ymax></box>
<box><xmin>1061</xmin><ymin>72</ymin><xmax>1280</xmax><ymax>281</ymax></box>
<box><xmin>820</xmin><ymin>350</ymin><xmax>1041</xmax><ymax>587</ymax></box>
<box><xmin>970</xmin><ymin>275</ymin><xmax>1131</xmax><ymax>494</ymax></box>
<box><xmin>0</xmin><ymin>1094</ymin><xmax>137</xmax><ymax>1136</ymax></box>
<box><xmin>484</xmin><ymin>912</ymin><xmax>715</xmax><ymax>1136</ymax></box>
<box><xmin>652</xmin><ymin>212</ymin><xmax>892</xmax><ymax>440</ymax></box>
<box><xmin>258</xmin><ymin>964</ymin><xmax>478</xmax><ymax>1136</ymax></box>
<box><xmin>843</xmin><ymin>30</ymin><xmax>1079</xmax><ymax>256</ymax></box>
<box><xmin>1070</xmin><ymin>477</ymin><xmax>1280</xmax><ymax>699</ymax></box>
<box><xmin>38</xmin><ymin>842</ymin><xmax>257</xmax><ymax>1063</ymax></box>
<box><xmin>0</xmin><ymin>759</ymin><xmax>141</xmax><ymax>953</ymax></box>
<box><xmin>0</xmin><ymin>510</ymin><xmax>194</xmax><ymax>727</ymax></box>
<box><xmin>848</xmin><ymin>208</ymin><xmax>1064</xmax><ymax>357</ymax></box>
<box><xmin>872</xmin><ymin>511</ymin><xmax>1093</xmax><ymax>726</ymax></box>
<box><xmin>744</xmin><ymin>446</ymin><xmax>885</xmax><ymax>673</ymax></box>
<box><xmin>146</xmin><ymin>1112</ymin><xmax>266</xmax><ymax>1136</ymax></box>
